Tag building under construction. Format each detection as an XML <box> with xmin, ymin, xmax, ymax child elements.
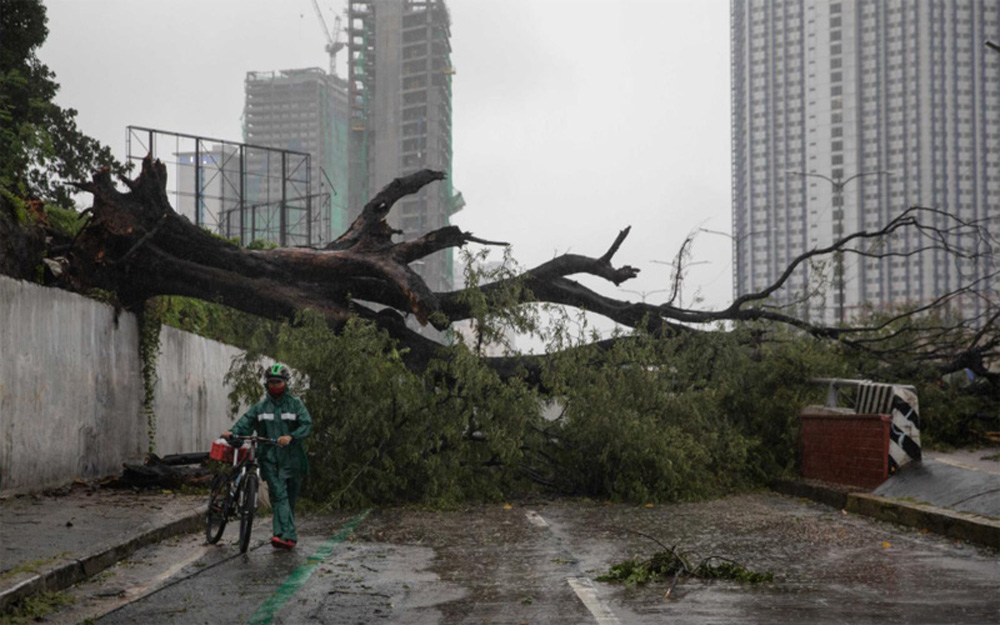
<box><xmin>348</xmin><ymin>0</ymin><xmax>462</xmax><ymax>292</ymax></box>
<box><xmin>241</xmin><ymin>0</ymin><xmax>461</xmax><ymax>293</ymax></box>
<box><xmin>243</xmin><ymin>68</ymin><xmax>350</xmax><ymax>247</ymax></box>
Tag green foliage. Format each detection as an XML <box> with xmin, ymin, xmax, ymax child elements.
<box><xmin>215</xmin><ymin>291</ymin><xmax>851</xmax><ymax>507</ymax></box>
<box><xmin>0</xmin><ymin>556</ymin><xmax>66</xmax><ymax>582</ymax></box>
<box><xmin>246</xmin><ymin>239</ymin><xmax>280</xmax><ymax>251</ymax></box>
<box><xmin>0</xmin><ymin>187</ymin><xmax>29</xmax><ymax>225</ymax></box>
<box><xmin>181</xmin><ymin>248</ymin><xmax>992</xmax><ymax>507</ymax></box>
<box><xmin>825</xmin><ymin>306</ymin><xmax>1000</xmax><ymax>448</ymax></box>
<box><xmin>709</xmin><ymin>327</ymin><xmax>850</xmax><ymax>475</ymax></box>
<box><xmin>225</xmin><ymin>311</ymin><xmax>543</xmax><ymax>507</ymax></box>
<box><xmin>695</xmin><ymin>558</ymin><xmax>774</xmax><ymax>584</ymax></box>
<box><xmin>595</xmin><ymin>550</ymin><xmax>773</xmax><ymax>586</ymax></box>
<box><xmin>154</xmin><ymin>295</ymin><xmax>278</xmax><ymax>349</ymax></box>
<box><xmin>909</xmin><ymin>379</ymin><xmax>997</xmax><ymax>448</ymax></box>
<box><xmin>204</xmin><ymin>228</ymin><xmax>240</xmax><ymax>247</ymax></box>
<box><xmin>139</xmin><ymin>301</ymin><xmax>163</xmax><ymax>454</ymax></box>
<box><xmin>213</xmin><ymin>252</ymin><xmax>856</xmax><ymax>507</ymax></box>
<box><xmin>42</xmin><ymin>202</ymin><xmax>87</xmax><ymax>237</ymax></box>
<box><xmin>0</xmin><ymin>591</ymin><xmax>74</xmax><ymax>625</ymax></box>
<box><xmin>453</xmin><ymin>247</ymin><xmax>541</xmax><ymax>356</ymax></box>
<box><xmin>0</xmin><ymin>0</ymin><xmax>123</xmax><ymax>215</ymax></box>
<box><xmin>536</xmin><ymin>319</ymin><xmax>845</xmax><ymax>501</ymax></box>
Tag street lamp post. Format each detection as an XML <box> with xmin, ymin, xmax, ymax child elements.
<box><xmin>698</xmin><ymin>227</ymin><xmax>774</xmax><ymax>300</ymax></box>
<box><xmin>648</xmin><ymin>259</ymin><xmax>709</xmax><ymax>307</ymax></box>
<box><xmin>786</xmin><ymin>169</ymin><xmax>894</xmax><ymax>324</ymax></box>
<box><xmin>621</xmin><ymin>288</ymin><xmax>670</xmax><ymax>304</ymax></box>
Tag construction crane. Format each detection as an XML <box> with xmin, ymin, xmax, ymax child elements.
<box><xmin>310</xmin><ymin>0</ymin><xmax>344</xmax><ymax>76</ymax></box>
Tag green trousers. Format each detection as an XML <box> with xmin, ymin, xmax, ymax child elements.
<box><xmin>266</xmin><ymin>466</ymin><xmax>303</xmax><ymax>542</ymax></box>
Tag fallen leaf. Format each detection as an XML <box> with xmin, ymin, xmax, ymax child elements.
<box><xmin>645</xmin><ymin>503</ymin><xmax>654</xmax><ymax>509</ymax></box>
<box><xmin>503</xmin><ymin>503</ymin><xmax>513</xmax><ymax>510</ymax></box>
<box><xmin>881</xmin><ymin>541</ymin><xmax>892</xmax><ymax>549</ymax></box>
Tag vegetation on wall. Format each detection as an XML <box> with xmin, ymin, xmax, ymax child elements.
<box><xmin>138</xmin><ymin>301</ymin><xmax>163</xmax><ymax>454</ymax></box>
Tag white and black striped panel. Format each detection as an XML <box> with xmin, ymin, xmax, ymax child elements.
<box><xmin>856</xmin><ymin>383</ymin><xmax>893</xmax><ymax>415</ymax></box>
<box><xmin>888</xmin><ymin>385</ymin><xmax>921</xmax><ymax>466</ymax></box>
<box><xmin>856</xmin><ymin>383</ymin><xmax>921</xmax><ymax>473</ymax></box>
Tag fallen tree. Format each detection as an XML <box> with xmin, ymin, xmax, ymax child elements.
<box><xmin>5</xmin><ymin>156</ymin><xmax>998</xmax><ymax>504</ymax></box>
<box><xmin>27</xmin><ymin>155</ymin><xmax>997</xmax><ymax>387</ymax></box>
<box><xmin>6</xmin><ymin>0</ymin><xmax>997</xmax><ymax>504</ymax></box>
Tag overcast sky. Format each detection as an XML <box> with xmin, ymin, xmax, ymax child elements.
<box><xmin>39</xmin><ymin>0</ymin><xmax>733</xmax><ymax>336</ymax></box>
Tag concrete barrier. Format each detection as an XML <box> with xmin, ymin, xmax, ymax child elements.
<box><xmin>0</xmin><ymin>276</ymin><xmax>245</xmax><ymax>494</ymax></box>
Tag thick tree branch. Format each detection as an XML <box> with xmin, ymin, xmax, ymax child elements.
<box><xmin>325</xmin><ymin>169</ymin><xmax>446</xmax><ymax>252</ymax></box>
<box><xmin>30</xmin><ymin>154</ymin><xmax>995</xmax><ymax>390</ymax></box>
<box><xmin>393</xmin><ymin>226</ymin><xmax>508</xmax><ymax>265</ymax></box>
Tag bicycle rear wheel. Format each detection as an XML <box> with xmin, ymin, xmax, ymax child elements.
<box><xmin>238</xmin><ymin>473</ymin><xmax>259</xmax><ymax>553</ymax></box>
<box><xmin>205</xmin><ymin>473</ymin><xmax>229</xmax><ymax>544</ymax></box>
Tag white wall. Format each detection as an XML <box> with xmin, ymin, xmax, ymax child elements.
<box><xmin>154</xmin><ymin>325</ymin><xmax>244</xmax><ymax>456</ymax></box>
<box><xmin>0</xmin><ymin>276</ymin><xmax>244</xmax><ymax>494</ymax></box>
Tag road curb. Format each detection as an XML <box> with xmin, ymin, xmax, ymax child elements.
<box><xmin>846</xmin><ymin>493</ymin><xmax>1000</xmax><ymax>549</ymax></box>
<box><xmin>771</xmin><ymin>478</ymin><xmax>1000</xmax><ymax>549</ymax></box>
<box><xmin>0</xmin><ymin>508</ymin><xmax>204</xmax><ymax>613</ymax></box>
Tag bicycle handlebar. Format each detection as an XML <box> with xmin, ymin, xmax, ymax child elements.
<box><xmin>226</xmin><ymin>435</ymin><xmax>279</xmax><ymax>446</ymax></box>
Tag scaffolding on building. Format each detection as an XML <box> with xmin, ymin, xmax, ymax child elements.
<box><xmin>243</xmin><ymin>68</ymin><xmax>348</xmax><ymax>245</ymax></box>
<box><xmin>346</xmin><ymin>0</ymin><xmax>459</xmax><ymax>292</ymax></box>
<box><xmin>348</xmin><ymin>0</ymin><xmax>375</xmax><ymax>220</ymax></box>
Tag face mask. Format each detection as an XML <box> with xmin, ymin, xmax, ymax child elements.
<box><xmin>267</xmin><ymin>381</ymin><xmax>287</xmax><ymax>397</ymax></box>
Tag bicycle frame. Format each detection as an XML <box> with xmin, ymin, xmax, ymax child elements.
<box><xmin>229</xmin><ymin>439</ymin><xmax>261</xmax><ymax>503</ymax></box>
<box><xmin>206</xmin><ymin>436</ymin><xmax>276</xmax><ymax>552</ymax></box>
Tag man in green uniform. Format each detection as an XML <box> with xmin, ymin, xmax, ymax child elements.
<box><xmin>223</xmin><ymin>363</ymin><xmax>311</xmax><ymax>549</ymax></box>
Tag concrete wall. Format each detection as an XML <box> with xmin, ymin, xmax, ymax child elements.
<box><xmin>0</xmin><ymin>276</ymin><xmax>244</xmax><ymax>494</ymax></box>
<box><xmin>153</xmin><ymin>325</ymin><xmax>244</xmax><ymax>457</ymax></box>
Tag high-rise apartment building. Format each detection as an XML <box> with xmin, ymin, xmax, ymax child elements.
<box><xmin>731</xmin><ymin>0</ymin><xmax>1000</xmax><ymax>324</ymax></box>
<box><xmin>348</xmin><ymin>0</ymin><xmax>463</xmax><ymax>293</ymax></box>
<box><xmin>243</xmin><ymin>68</ymin><xmax>351</xmax><ymax>247</ymax></box>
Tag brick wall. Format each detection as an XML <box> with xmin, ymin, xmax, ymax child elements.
<box><xmin>800</xmin><ymin>412</ymin><xmax>891</xmax><ymax>490</ymax></box>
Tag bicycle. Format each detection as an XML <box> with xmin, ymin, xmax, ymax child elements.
<box><xmin>205</xmin><ymin>435</ymin><xmax>276</xmax><ymax>553</ymax></box>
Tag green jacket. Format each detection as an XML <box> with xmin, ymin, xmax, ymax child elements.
<box><xmin>230</xmin><ymin>392</ymin><xmax>312</xmax><ymax>477</ymax></box>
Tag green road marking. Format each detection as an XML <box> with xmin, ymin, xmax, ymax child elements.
<box><xmin>247</xmin><ymin>509</ymin><xmax>372</xmax><ymax>625</ymax></box>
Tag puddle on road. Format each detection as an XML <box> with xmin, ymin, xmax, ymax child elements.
<box><xmin>537</xmin><ymin>494</ymin><xmax>1000</xmax><ymax>624</ymax></box>
<box><xmin>339</xmin><ymin>494</ymin><xmax>1000</xmax><ymax>623</ymax></box>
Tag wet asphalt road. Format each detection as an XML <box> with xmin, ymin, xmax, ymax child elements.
<box><xmin>59</xmin><ymin>493</ymin><xmax>1000</xmax><ymax>624</ymax></box>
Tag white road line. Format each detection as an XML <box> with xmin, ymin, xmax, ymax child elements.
<box><xmin>567</xmin><ymin>577</ymin><xmax>621</xmax><ymax>625</ymax></box>
<box><xmin>527</xmin><ymin>510</ymin><xmax>620</xmax><ymax>624</ymax></box>
<box><xmin>525</xmin><ymin>510</ymin><xmax>549</xmax><ymax>527</ymax></box>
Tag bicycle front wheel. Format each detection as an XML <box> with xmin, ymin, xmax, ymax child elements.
<box><xmin>205</xmin><ymin>473</ymin><xmax>229</xmax><ymax>544</ymax></box>
<box><xmin>238</xmin><ymin>473</ymin><xmax>259</xmax><ymax>553</ymax></box>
